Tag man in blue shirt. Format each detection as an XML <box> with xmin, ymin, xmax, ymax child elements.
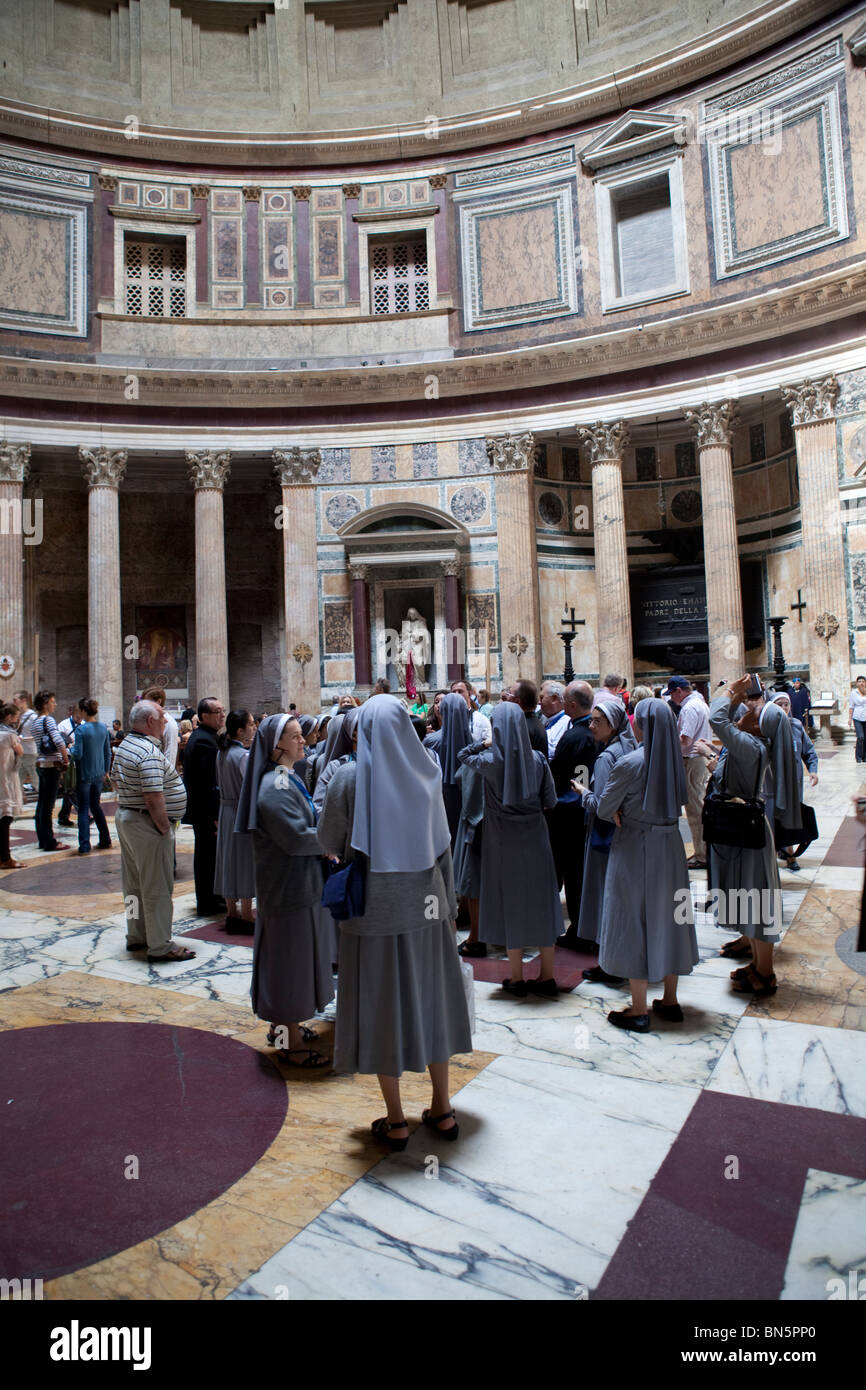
<box><xmin>70</xmin><ymin>699</ymin><xmax>112</xmax><ymax>854</ymax></box>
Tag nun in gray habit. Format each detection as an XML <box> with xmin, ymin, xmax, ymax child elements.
<box><xmin>312</xmin><ymin>704</ymin><xmax>360</xmax><ymax>813</ymax></box>
<box><xmin>594</xmin><ymin>698</ymin><xmax>698</xmax><ymax>1032</ymax></box>
<box><xmin>708</xmin><ymin>676</ymin><xmax>800</xmax><ymax>997</ymax></box>
<box><xmin>436</xmin><ymin>693</ymin><xmax>472</xmax><ymax>845</ymax></box>
<box><xmin>235</xmin><ymin>713</ymin><xmax>335</xmax><ymax>1067</ymax></box>
<box><xmin>457</xmin><ymin>701</ymin><xmax>561</xmax><ymax>996</ymax></box>
<box><xmin>573</xmin><ymin>698</ymin><xmax>636</xmax><ymax>981</ymax></box>
<box><xmin>317</xmin><ymin>696</ymin><xmax>472</xmax><ymax>1149</ymax></box>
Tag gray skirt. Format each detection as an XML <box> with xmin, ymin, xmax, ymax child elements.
<box><xmin>214</xmin><ymin>802</ymin><xmax>256</xmax><ymax>899</ymax></box>
<box><xmin>251</xmin><ymin>899</ymin><xmax>335</xmax><ymax>1024</ymax></box>
<box><xmin>334</xmin><ymin>919</ymin><xmax>473</xmax><ymax>1077</ymax></box>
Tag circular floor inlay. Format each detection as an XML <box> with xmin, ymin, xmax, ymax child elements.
<box><xmin>0</xmin><ymin>850</ymin><xmax>193</xmax><ymax>897</ymax></box>
<box><xmin>0</xmin><ymin>1022</ymin><xmax>288</xmax><ymax>1280</ymax></box>
<box><xmin>834</xmin><ymin>926</ymin><xmax>866</xmax><ymax>978</ymax></box>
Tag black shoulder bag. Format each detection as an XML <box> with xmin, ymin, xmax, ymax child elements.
<box><xmin>702</xmin><ymin>751</ymin><xmax>766</xmax><ymax>850</ymax></box>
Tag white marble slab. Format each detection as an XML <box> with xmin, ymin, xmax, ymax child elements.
<box><xmin>229</xmin><ymin>1055</ymin><xmax>699</xmax><ymax>1301</ymax></box>
<box><xmin>708</xmin><ymin>1016</ymin><xmax>866</xmax><ymax>1116</ymax></box>
<box><xmin>780</xmin><ymin>1170</ymin><xmax>866</xmax><ymax>1301</ymax></box>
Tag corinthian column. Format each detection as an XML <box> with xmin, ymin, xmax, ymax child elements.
<box><xmin>487</xmin><ymin>432</ymin><xmax>542</xmax><ymax>685</ymax></box>
<box><xmin>0</xmin><ymin>443</ymin><xmax>32</xmax><ymax>689</ymax></box>
<box><xmin>274</xmin><ymin>447</ymin><xmax>322</xmax><ymax>706</ymax></box>
<box><xmin>578</xmin><ymin>421</ymin><xmax>633</xmax><ymax>688</ymax></box>
<box><xmin>79</xmin><ymin>447</ymin><xmax>127</xmax><ymax>717</ymax></box>
<box><xmin>781</xmin><ymin>376</ymin><xmax>848</xmax><ymax>721</ymax></box>
<box><xmin>186</xmin><ymin>450</ymin><xmax>231</xmax><ymax>706</ymax></box>
<box><xmin>683</xmin><ymin>401</ymin><xmax>744</xmax><ymax>689</ymax></box>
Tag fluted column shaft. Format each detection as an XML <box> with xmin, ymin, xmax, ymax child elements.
<box><xmin>782</xmin><ymin>377</ymin><xmax>848</xmax><ymax>714</ymax></box>
<box><xmin>487</xmin><ymin>433</ymin><xmax>542</xmax><ymax>686</ymax></box>
<box><xmin>0</xmin><ymin>443</ymin><xmax>31</xmax><ymax>688</ymax></box>
<box><xmin>80</xmin><ymin>447</ymin><xmax>127</xmax><ymax>717</ymax></box>
<box><xmin>579</xmin><ymin>422</ymin><xmax>633</xmax><ymax>688</ymax></box>
<box><xmin>187</xmin><ymin>452</ymin><xmax>231</xmax><ymax>707</ymax></box>
<box><xmin>275</xmin><ymin>448</ymin><xmax>322</xmax><ymax>706</ymax></box>
<box><xmin>684</xmin><ymin>402</ymin><xmax>745</xmax><ymax>690</ymax></box>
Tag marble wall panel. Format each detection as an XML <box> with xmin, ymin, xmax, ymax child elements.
<box><xmin>539</xmin><ymin>565</ymin><xmax>597</xmax><ymax>678</ymax></box>
<box><xmin>320</xmin><ymin>490</ymin><xmax>364</xmax><ymax>535</ymax></box>
<box><xmin>466</xmin><ymin>592</ymin><xmax>498</xmax><ymax>648</ymax></box>
<box><xmin>323</xmin><ymin>600</ymin><xmax>353</xmax><ymax>654</ymax></box>
<box><xmin>447</xmin><ymin>483</ymin><xmax>490</xmax><ymax>527</ymax></box>
<box><xmin>324</xmin><ymin>659</ymin><xmax>354</xmax><ymax>683</ymax></box>
<box><xmin>0</xmin><ymin>205</ymin><xmax>67</xmax><ymax>316</ymax></box>
<box><xmin>460</xmin><ymin>184</ymin><xmax>577</xmax><ymax>330</ymax></box>
<box><xmin>314</xmin><ymin>216</ymin><xmax>342</xmax><ymax>280</ymax></box>
<box><xmin>322</xmin><ymin>572</ymin><xmax>351</xmax><ymax>598</ymax></box>
<box><xmin>729</xmin><ymin>115</ymin><xmax>825</xmax><ymax>254</ymax></box>
<box><xmin>766</xmin><ymin>547</ymin><xmax>808</xmax><ymax>666</ymax></box>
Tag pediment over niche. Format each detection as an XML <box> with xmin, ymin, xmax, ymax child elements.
<box><xmin>579</xmin><ymin>110</ymin><xmax>688</xmax><ymax>172</ymax></box>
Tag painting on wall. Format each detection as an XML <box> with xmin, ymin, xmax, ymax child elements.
<box><xmin>135</xmin><ymin>606</ymin><xmax>189</xmax><ymax>699</ymax></box>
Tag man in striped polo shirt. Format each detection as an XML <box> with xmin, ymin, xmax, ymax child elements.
<box><xmin>112</xmin><ymin>699</ymin><xmax>194</xmax><ymax>963</ymax></box>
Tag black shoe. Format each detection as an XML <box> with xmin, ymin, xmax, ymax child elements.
<box><xmin>96</xmin><ymin>840</ymin><xmax>112</xmax><ymax>850</ymax></box>
<box><xmin>581</xmin><ymin>965</ymin><xmax>626</xmax><ymax>985</ymax></box>
<box><xmin>500</xmin><ymin>977</ymin><xmax>528</xmax><ymax>998</ymax></box>
<box><xmin>196</xmin><ymin>901</ymin><xmax>226</xmax><ymax>917</ymax></box>
<box><xmin>422</xmin><ymin>1108</ymin><xmax>459</xmax><ymax>1141</ymax></box>
<box><xmin>371</xmin><ymin>1116</ymin><xmax>409</xmax><ymax>1152</ymax></box>
<box><xmin>77</xmin><ymin>849</ymin><xmax>91</xmax><ymax>855</ymax></box>
<box><xmin>652</xmin><ymin>1000</ymin><xmax>684</xmax><ymax>1022</ymax></box>
<box><xmin>608</xmin><ymin>1009</ymin><xmax>650</xmax><ymax>1033</ymax></box>
<box><xmin>458</xmin><ymin>940</ymin><xmax>487</xmax><ymax>958</ymax></box>
<box><xmin>526</xmin><ymin>977</ymin><xmax>558</xmax><ymax>998</ymax></box>
<box><xmin>57</xmin><ymin>819</ymin><xmax>74</xmax><ymax>827</ymax></box>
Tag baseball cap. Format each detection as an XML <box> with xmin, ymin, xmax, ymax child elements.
<box><xmin>664</xmin><ymin>676</ymin><xmax>690</xmax><ymax>694</ymax></box>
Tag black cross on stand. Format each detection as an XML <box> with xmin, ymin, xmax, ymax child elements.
<box><xmin>791</xmin><ymin>590</ymin><xmax>807</xmax><ymax>623</ymax></box>
<box><xmin>559</xmin><ymin>606</ymin><xmax>585</xmax><ymax>684</ymax></box>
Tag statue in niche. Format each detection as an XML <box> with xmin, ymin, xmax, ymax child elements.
<box><xmin>395</xmin><ymin>606</ymin><xmax>430</xmax><ymax>691</ymax></box>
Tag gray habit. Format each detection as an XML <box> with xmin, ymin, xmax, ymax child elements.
<box><xmin>457</xmin><ymin>730</ymin><xmax>560</xmax><ymax>949</ymax></box>
<box><xmin>707</xmin><ymin>695</ymin><xmax>782</xmax><ymax>941</ymax></box>
<box><xmin>318</xmin><ymin>760</ymin><xmax>472</xmax><ymax>1076</ymax></box>
<box><xmin>214</xmin><ymin>741</ymin><xmax>255</xmax><ymax>899</ymax></box>
<box><xmin>452</xmin><ymin>761</ymin><xmax>484</xmax><ymax>899</ymax></box>
<box><xmin>576</xmin><ymin>730</ymin><xmax>635</xmax><ymax>945</ymax></box>
<box><xmin>596</xmin><ymin>747</ymin><xmax>699</xmax><ymax>980</ymax></box>
<box><xmin>251</xmin><ymin>769</ymin><xmax>335</xmax><ymax>1024</ymax></box>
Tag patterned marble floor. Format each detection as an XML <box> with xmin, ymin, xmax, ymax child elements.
<box><xmin>1</xmin><ymin>750</ymin><xmax>864</xmax><ymax>1301</ymax></box>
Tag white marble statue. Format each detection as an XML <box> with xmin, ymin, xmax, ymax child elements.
<box><xmin>396</xmin><ymin>606</ymin><xmax>429</xmax><ymax>690</ymax></box>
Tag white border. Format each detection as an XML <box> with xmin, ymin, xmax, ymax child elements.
<box><xmin>112</xmin><ymin>216</ymin><xmax>197</xmax><ymax>318</ymax></box>
<box><xmin>594</xmin><ymin>150</ymin><xmax>689</xmax><ymax>313</ymax></box>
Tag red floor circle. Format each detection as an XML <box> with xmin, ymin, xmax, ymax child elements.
<box><xmin>0</xmin><ymin>1022</ymin><xmax>288</xmax><ymax>1281</ymax></box>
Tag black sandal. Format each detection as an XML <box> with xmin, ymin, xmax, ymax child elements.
<box><xmin>458</xmin><ymin>940</ymin><xmax>487</xmax><ymax>958</ymax></box>
<box><xmin>422</xmin><ymin>1108</ymin><xmax>459</xmax><ymax>1141</ymax></box>
<box><xmin>267</xmin><ymin>1024</ymin><xmax>317</xmax><ymax>1046</ymax></box>
<box><xmin>276</xmin><ymin>1047</ymin><xmax>331</xmax><ymax>1069</ymax></box>
<box><xmin>719</xmin><ymin>940</ymin><xmax>753</xmax><ymax>959</ymax></box>
<box><xmin>371</xmin><ymin>1116</ymin><xmax>409</xmax><ymax>1151</ymax></box>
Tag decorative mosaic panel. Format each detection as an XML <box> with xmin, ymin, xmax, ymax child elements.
<box><xmin>460</xmin><ymin>183</ymin><xmax>578</xmax><ymax>330</ymax></box>
<box><xmin>0</xmin><ymin>191</ymin><xmax>87</xmax><ymax>336</ymax></box>
<box><xmin>412</xmin><ymin>442</ymin><xmax>438</xmax><ymax>479</ymax></box>
<box><xmin>314</xmin><ymin>285</ymin><xmax>345</xmax><ymax>307</ymax></box>
<box><xmin>263</xmin><ymin>190</ymin><xmax>291</xmax><ymax>213</ymax></box>
<box><xmin>264</xmin><ymin>286</ymin><xmax>293</xmax><ymax>308</ymax></box>
<box><xmin>323</xmin><ymin>601</ymin><xmax>353</xmax><ymax>654</ymax></box>
<box><xmin>450</xmin><ymin>485</ymin><xmax>487</xmax><ymax>524</ymax></box>
<box><xmin>324</xmin><ymin>493</ymin><xmax>362</xmax><ymax>529</ymax></box>
<box><xmin>264</xmin><ymin>218</ymin><xmax>292</xmax><ymax>280</ymax></box>
<box><xmin>635</xmin><ymin>446</ymin><xmax>658</xmax><ymax>481</ymax></box>
<box><xmin>838</xmin><ymin>370</ymin><xmax>866</xmax><ymax>414</ymax></box>
<box><xmin>213</xmin><ymin>217</ymin><xmax>242</xmax><ymax>280</ymax></box>
<box><xmin>458</xmin><ymin>439</ymin><xmax>487</xmax><ymax>474</ymax></box>
<box><xmin>372</xmin><ymin>445</ymin><xmax>396</xmax><ymax>481</ymax></box>
<box><xmin>466</xmin><ymin>593</ymin><xmax>499</xmax><ymax>649</ymax></box>
<box><xmin>214</xmin><ymin>287</ymin><xmax>242</xmax><ymax>307</ymax></box>
<box><xmin>704</xmin><ymin>49</ymin><xmax>849</xmax><ymax>279</ymax></box>
<box><xmin>213</xmin><ymin>188</ymin><xmax>243</xmax><ymax>212</ymax></box>
<box><xmin>319</xmin><ymin>448</ymin><xmax>351</xmax><ymax>484</ymax></box>
<box><xmin>313</xmin><ymin>188</ymin><xmax>342</xmax><ymax>212</ymax></box>
<box><xmin>314</xmin><ymin>216</ymin><xmax>342</xmax><ymax>280</ymax></box>
<box><xmin>142</xmin><ymin>184</ymin><xmax>168</xmax><ymax>210</ymax></box>
<box><xmin>675</xmin><ymin>441</ymin><xmax>697</xmax><ymax>477</ymax></box>
<box><xmin>670</xmin><ymin>488</ymin><xmax>703</xmax><ymax>523</ymax></box>
<box><xmin>118</xmin><ymin>181</ymin><xmax>140</xmax><ymax>205</ymax></box>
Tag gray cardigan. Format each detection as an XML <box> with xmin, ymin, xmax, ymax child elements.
<box><xmin>317</xmin><ymin>760</ymin><xmax>457</xmax><ymax>937</ymax></box>
<box><xmin>252</xmin><ymin>769</ymin><xmax>324</xmax><ymax>915</ymax></box>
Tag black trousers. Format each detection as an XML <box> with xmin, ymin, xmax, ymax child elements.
<box><xmin>546</xmin><ymin>802</ymin><xmax>587</xmax><ymax>931</ymax></box>
<box><xmin>854</xmin><ymin>719</ymin><xmax>866</xmax><ymax>764</ymax></box>
<box><xmin>191</xmin><ymin>819</ymin><xmax>220</xmax><ymax>912</ymax></box>
<box><xmin>35</xmin><ymin>766</ymin><xmax>61</xmax><ymax>848</ymax></box>
<box><xmin>0</xmin><ymin>815</ymin><xmax>11</xmax><ymax>861</ymax></box>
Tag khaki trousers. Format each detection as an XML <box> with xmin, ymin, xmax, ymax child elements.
<box><xmin>116</xmin><ymin>807</ymin><xmax>176</xmax><ymax>957</ymax></box>
<box><xmin>684</xmin><ymin>756</ymin><xmax>710</xmax><ymax>860</ymax></box>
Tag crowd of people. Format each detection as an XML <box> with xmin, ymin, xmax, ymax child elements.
<box><xmin>0</xmin><ymin>664</ymin><xmax>841</xmax><ymax>1146</ymax></box>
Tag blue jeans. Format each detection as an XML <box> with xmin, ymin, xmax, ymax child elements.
<box><xmin>76</xmin><ymin>778</ymin><xmax>110</xmax><ymax>852</ymax></box>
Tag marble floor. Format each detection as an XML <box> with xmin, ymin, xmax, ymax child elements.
<box><xmin>2</xmin><ymin>751</ymin><xmax>865</xmax><ymax>1302</ymax></box>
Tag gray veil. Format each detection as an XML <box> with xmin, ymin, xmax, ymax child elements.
<box><xmin>490</xmin><ymin>700</ymin><xmax>537</xmax><ymax>806</ymax></box>
<box><xmin>633</xmin><ymin>698</ymin><xmax>687</xmax><ymax>819</ymax></box>
<box><xmin>234</xmin><ymin>712</ymin><xmax>290</xmax><ymax>832</ymax></box>
<box><xmin>759</xmin><ymin>700</ymin><xmax>800</xmax><ymax>826</ymax></box>
<box><xmin>437</xmin><ymin>693</ymin><xmax>472</xmax><ymax>785</ymax></box>
<box><xmin>351</xmin><ymin>696</ymin><xmax>451</xmax><ymax>872</ymax></box>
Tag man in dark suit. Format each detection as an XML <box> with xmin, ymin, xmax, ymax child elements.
<box><xmin>182</xmin><ymin>696</ymin><xmax>226</xmax><ymax>916</ymax></box>
<box><xmin>513</xmin><ymin>679</ymin><xmax>549</xmax><ymax>757</ymax></box>
<box><xmin>547</xmin><ymin>680</ymin><xmax>598</xmax><ymax>951</ymax></box>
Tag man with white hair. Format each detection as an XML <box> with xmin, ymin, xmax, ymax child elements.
<box><xmin>540</xmin><ymin>680</ymin><xmax>568</xmax><ymax>758</ymax></box>
<box><xmin>111</xmin><ymin>699</ymin><xmax>193</xmax><ymax>963</ymax></box>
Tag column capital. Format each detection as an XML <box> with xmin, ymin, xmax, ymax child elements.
<box><xmin>242</xmin><ymin>185</ymin><xmax>261</xmax><ymax>202</ymax></box>
<box><xmin>577</xmin><ymin>420</ymin><xmax>630</xmax><ymax>465</ymax></box>
<box><xmin>0</xmin><ymin>441</ymin><xmax>31</xmax><ymax>483</ymax></box>
<box><xmin>97</xmin><ymin>173</ymin><xmax>117</xmax><ymax>192</ymax></box>
<box><xmin>486</xmin><ymin>431</ymin><xmax>538</xmax><ymax>472</ymax></box>
<box><xmin>79</xmin><ymin>446</ymin><xmax>127</xmax><ymax>488</ymax></box>
<box><xmin>781</xmin><ymin>375</ymin><xmax>838</xmax><ymax>427</ymax></box>
<box><xmin>341</xmin><ymin>184</ymin><xmax>361</xmax><ymax>199</ymax></box>
<box><xmin>187</xmin><ymin>449</ymin><xmax>231</xmax><ymax>490</ymax></box>
<box><xmin>191</xmin><ymin>184</ymin><xmax>210</xmax><ymax>200</ymax></box>
<box><xmin>439</xmin><ymin>556</ymin><xmax>461</xmax><ymax>577</ymax></box>
<box><xmin>274</xmin><ymin>447</ymin><xmax>322</xmax><ymax>485</ymax></box>
<box><xmin>429</xmin><ymin>174</ymin><xmax>448</xmax><ymax>190</ymax></box>
<box><xmin>292</xmin><ymin>186</ymin><xmax>312</xmax><ymax>201</ymax></box>
<box><xmin>349</xmin><ymin>562</ymin><xmax>369</xmax><ymax>582</ymax></box>
<box><xmin>683</xmin><ymin>400</ymin><xmax>739</xmax><ymax>448</ymax></box>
